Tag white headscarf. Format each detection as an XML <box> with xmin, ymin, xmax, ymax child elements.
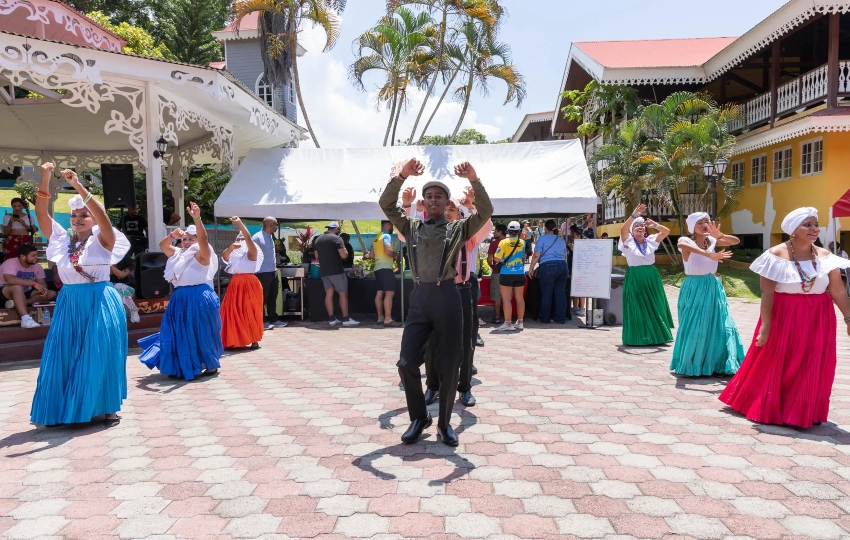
<box><xmin>68</xmin><ymin>195</ymin><xmax>86</xmax><ymax>211</ymax></box>
<box><xmin>686</xmin><ymin>212</ymin><xmax>710</xmax><ymax>234</ymax></box>
<box><xmin>629</xmin><ymin>217</ymin><xmax>645</xmax><ymax>234</ymax></box>
<box><xmin>781</xmin><ymin>207</ymin><xmax>818</xmax><ymax>236</ymax></box>
<box><xmin>185</xmin><ymin>225</ymin><xmax>197</xmax><ymax>236</ymax></box>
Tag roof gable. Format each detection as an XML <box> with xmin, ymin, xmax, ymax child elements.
<box><xmin>574</xmin><ymin>37</ymin><xmax>736</xmax><ymax>70</ymax></box>
<box><xmin>0</xmin><ymin>0</ymin><xmax>126</xmax><ymax>52</ymax></box>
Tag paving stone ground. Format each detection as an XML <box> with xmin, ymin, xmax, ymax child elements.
<box><xmin>2</xmin><ymin>285</ymin><xmax>850</xmax><ymax>540</ymax></box>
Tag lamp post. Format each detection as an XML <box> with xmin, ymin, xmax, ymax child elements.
<box><xmin>702</xmin><ymin>158</ymin><xmax>728</xmax><ymax>219</ymax></box>
<box><xmin>152</xmin><ymin>136</ymin><xmax>168</xmax><ymax>160</ymax></box>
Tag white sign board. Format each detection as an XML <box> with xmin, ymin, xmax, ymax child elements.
<box><xmin>570</xmin><ymin>239</ymin><xmax>614</xmax><ymax>299</ymax></box>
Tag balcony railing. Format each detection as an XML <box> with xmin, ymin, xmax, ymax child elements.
<box><xmin>728</xmin><ymin>61</ymin><xmax>850</xmax><ymax>133</ymax></box>
<box><xmin>601</xmin><ymin>193</ymin><xmax>705</xmax><ymax>224</ymax></box>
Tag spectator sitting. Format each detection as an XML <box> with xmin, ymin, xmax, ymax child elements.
<box><xmin>340</xmin><ymin>232</ymin><xmax>355</xmax><ymax>269</ymax></box>
<box><xmin>0</xmin><ymin>244</ymin><xmax>57</xmax><ymax>328</ymax></box>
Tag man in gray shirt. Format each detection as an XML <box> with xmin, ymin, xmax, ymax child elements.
<box><xmin>314</xmin><ymin>222</ymin><xmax>359</xmax><ymax>327</ymax></box>
<box><xmin>380</xmin><ymin>158</ymin><xmax>493</xmax><ymax>447</ymax></box>
<box><xmin>252</xmin><ymin>217</ymin><xmax>287</xmax><ymax>330</ymax></box>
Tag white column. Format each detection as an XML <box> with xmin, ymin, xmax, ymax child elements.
<box><xmin>172</xmin><ymin>148</ymin><xmax>185</xmax><ymax>223</ymax></box>
<box><xmin>145</xmin><ymin>83</ymin><xmax>165</xmax><ymax>251</ymax></box>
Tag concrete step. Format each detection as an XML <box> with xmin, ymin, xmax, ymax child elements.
<box><xmin>0</xmin><ymin>313</ymin><xmax>163</xmax><ymax>364</ymax></box>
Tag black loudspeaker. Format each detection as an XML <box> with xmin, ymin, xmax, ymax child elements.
<box><xmin>101</xmin><ymin>164</ymin><xmax>136</xmax><ymax>209</ymax></box>
<box><xmin>136</xmin><ymin>252</ymin><xmax>170</xmax><ymax>299</ymax></box>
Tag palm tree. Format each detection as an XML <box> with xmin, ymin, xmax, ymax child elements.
<box><xmin>350</xmin><ymin>6</ymin><xmax>437</xmax><ymax>146</ymax></box>
<box><xmin>448</xmin><ymin>18</ymin><xmax>524</xmax><ymax>142</ymax></box>
<box><xmin>387</xmin><ymin>0</ymin><xmax>504</xmax><ymax>145</ymax></box>
<box><xmin>233</xmin><ymin>0</ymin><xmax>346</xmax><ymax>148</ymax></box>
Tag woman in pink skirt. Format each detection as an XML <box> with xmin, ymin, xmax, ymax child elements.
<box><xmin>719</xmin><ymin>207</ymin><xmax>850</xmax><ymax>427</ymax></box>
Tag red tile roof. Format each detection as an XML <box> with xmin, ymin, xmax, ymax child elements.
<box><xmin>222</xmin><ymin>12</ymin><xmax>259</xmax><ymax>32</ymax></box>
<box><xmin>574</xmin><ymin>37</ymin><xmax>737</xmax><ymax>69</ymax></box>
<box><xmin>209</xmin><ymin>61</ymin><xmax>226</xmax><ymax>69</ymax></box>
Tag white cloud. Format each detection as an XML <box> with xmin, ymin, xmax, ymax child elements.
<box><xmin>295</xmin><ymin>25</ymin><xmax>502</xmax><ymax>149</ymax></box>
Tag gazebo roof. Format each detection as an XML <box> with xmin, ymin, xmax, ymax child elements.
<box><xmin>0</xmin><ymin>0</ymin><xmax>127</xmax><ymax>52</ymax></box>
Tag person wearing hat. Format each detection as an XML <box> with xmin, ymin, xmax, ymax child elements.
<box><xmin>30</xmin><ymin>163</ymin><xmax>130</xmax><ymax>427</ymax></box>
<box><xmin>670</xmin><ymin>212</ymin><xmax>744</xmax><ymax>376</ymax></box>
<box><xmin>492</xmin><ymin>220</ymin><xmax>527</xmax><ymax>331</ymax></box>
<box><xmin>720</xmin><ymin>207</ymin><xmax>850</xmax><ymax>427</ymax></box>
<box><xmin>314</xmin><ymin>221</ymin><xmax>359</xmax><ymax>326</ymax></box>
<box><xmin>379</xmin><ymin>158</ymin><xmax>493</xmax><ymax>446</ymax></box>
<box><xmin>0</xmin><ymin>243</ymin><xmax>56</xmax><ymax>328</ymax></box>
<box><xmin>618</xmin><ymin>204</ymin><xmax>673</xmax><ymax>346</ymax></box>
<box><xmin>139</xmin><ymin>203</ymin><xmax>223</xmax><ymax>380</ymax></box>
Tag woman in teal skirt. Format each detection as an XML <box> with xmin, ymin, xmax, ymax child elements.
<box><xmin>30</xmin><ymin>163</ymin><xmax>130</xmax><ymax>427</ymax></box>
<box><xmin>671</xmin><ymin>212</ymin><xmax>744</xmax><ymax>376</ymax></box>
<box><xmin>619</xmin><ymin>204</ymin><xmax>674</xmax><ymax>346</ymax></box>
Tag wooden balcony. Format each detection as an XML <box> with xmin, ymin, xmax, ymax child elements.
<box><xmin>727</xmin><ymin>61</ymin><xmax>850</xmax><ymax>133</ymax></box>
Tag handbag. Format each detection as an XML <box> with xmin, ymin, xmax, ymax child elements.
<box><xmin>494</xmin><ymin>237</ymin><xmax>522</xmax><ymax>273</ymax></box>
<box><xmin>531</xmin><ymin>236</ymin><xmax>559</xmax><ymax>276</ymax></box>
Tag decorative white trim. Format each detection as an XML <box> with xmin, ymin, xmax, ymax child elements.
<box><xmin>169</xmin><ymin>69</ymin><xmax>236</xmax><ymax>103</ymax></box>
<box><xmin>0</xmin><ymin>0</ymin><xmax>125</xmax><ymax>52</ymax></box>
<box><xmin>733</xmin><ymin>113</ymin><xmax>850</xmax><ymax>154</ymax></box>
<box><xmin>158</xmin><ymin>94</ymin><xmax>235</xmax><ymax>173</ymax></box>
<box><xmin>0</xmin><ymin>42</ymin><xmax>148</xmax><ymax>166</ymax></box>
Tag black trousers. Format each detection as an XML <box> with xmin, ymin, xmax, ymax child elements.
<box><xmin>425</xmin><ymin>283</ymin><xmax>475</xmax><ymax>393</ymax></box>
<box><xmin>470</xmin><ymin>272</ymin><xmax>480</xmax><ymax>343</ymax></box>
<box><xmin>398</xmin><ymin>282</ymin><xmax>464</xmax><ymax>429</ymax></box>
<box><xmin>256</xmin><ymin>271</ymin><xmax>279</xmax><ymax>323</ymax></box>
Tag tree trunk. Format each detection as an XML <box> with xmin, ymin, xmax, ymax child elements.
<box><xmin>391</xmin><ymin>86</ymin><xmax>406</xmax><ymax>146</ymax></box>
<box><xmin>417</xmin><ymin>63</ymin><xmax>460</xmax><ymax>143</ymax></box>
<box><xmin>384</xmin><ymin>90</ymin><xmax>398</xmax><ymax>147</ymax></box>
<box><xmin>450</xmin><ymin>63</ymin><xmax>475</xmax><ymax>142</ymax></box>
<box><xmin>407</xmin><ymin>4</ymin><xmax>448</xmax><ymax>144</ymax></box>
<box><xmin>290</xmin><ymin>23</ymin><xmax>320</xmax><ymax>148</ymax></box>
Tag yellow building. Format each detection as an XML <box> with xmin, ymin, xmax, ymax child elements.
<box><xmin>538</xmin><ymin>0</ymin><xmax>850</xmax><ymax>249</ymax></box>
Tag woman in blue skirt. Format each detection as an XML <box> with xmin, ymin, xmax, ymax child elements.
<box><xmin>139</xmin><ymin>202</ymin><xmax>222</xmax><ymax>380</ymax></box>
<box><xmin>670</xmin><ymin>212</ymin><xmax>744</xmax><ymax>376</ymax></box>
<box><xmin>31</xmin><ymin>163</ymin><xmax>130</xmax><ymax>427</ymax></box>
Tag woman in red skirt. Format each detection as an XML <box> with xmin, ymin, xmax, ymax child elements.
<box><xmin>719</xmin><ymin>207</ymin><xmax>850</xmax><ymax>427</ymax></box>
<box><xmin>221</xmin><ymin>216</ymin><xmax>265</xmax><ymax>349</ymax></box>
<box><xmin>3</xmin><ymin>197</ymin><xmax>38</xmax><ymax>259</ymax></box>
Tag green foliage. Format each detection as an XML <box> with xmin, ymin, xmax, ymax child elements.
<box><xmin>87</xmin><ymin>10</ymin><xmax>173</xmax><ymax>59</ymax></box>
<box><xmin>161</xmin><ymin>0</ymin><xmax>228</xmax><ymax>65</ymax></box>
<box><xmin>67</xmin><ymin>0</ymin><xmax>160</xmax><ymax>31</ymax></box>
<box><xmin>418</xmin><ymin>128</ymin><xmax>489</xmax><ymax>145</ymax></box>
<box><xmin>561</xmin><ymin>81</ymin><xmax>641</xmax><ymax>139</ymax></box>
<box><xmin>185</xmin><ymin>168</ymin><xmax>231</xmax><ymax>224</ymax></box>
<box><xmin>12</xmin><ymin>182</ymin><xmax>36</xmax><ymax>205</ymax></box>
<box><xmin>729</xmin><ymin>247</ymin><xmax>763</xmax><ymax>263</ymax></box>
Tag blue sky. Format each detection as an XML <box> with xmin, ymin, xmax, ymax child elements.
<box><xmin>297</xmin><ymin>0</ymin><xmax>788</xmax><ymax>147</ymax></box>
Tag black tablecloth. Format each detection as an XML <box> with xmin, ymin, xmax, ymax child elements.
<box><xmin>305</xmin><ymin>276</ymin><xmax>414</xmax><ymax>322</ymax></box>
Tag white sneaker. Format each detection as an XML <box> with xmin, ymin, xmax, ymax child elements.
<box><xmin>21</xmin><ymin>317</ymin><xmax>40</xmax><ymax>329</ymax></box>
<box><xmin>4</xmin><ymin>300</ymin><xmax>13</xmax><ymax>309</ymax></box>
<box><xmin>496</xmin><ymin>322</ymin><xmax>514</xmax><ymax>332</ymax></box>
<box><xmin>329</xmin><ymin>319</ymin><xmax>342</xmax><ymax>326</ymax></box>
<box><xmin>272</xmin><ymin>320</ymin><xmax>288</xmax><ymax>328</ymax></box>
<box><xmin>515</xmin><ymin>319</ymin><xmax>524</xmax><ymax>331</ymax></box>
<box><xmin>129</xmin><ymin>311</ymin><xmax>140</xmax><ymax>324</ymax></box>
<box><xmin>343</xmin><ymin>318</ymin><xmax>360</xmax><ymax>327</ymax></box>
<box><xmin>576</xmin><ymin>309</ymin><xmax>586</xmax><ymax>316</ymax></box>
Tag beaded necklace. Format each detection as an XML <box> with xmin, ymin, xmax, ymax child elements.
<box><xmin>787</xmin><ymin>241</ymin><xmax>818</xmax><ymax>293</ymax></box>
<box><xmin>634</xmin><ymin>235</ymin><xmax>649</xmax><ymax>256</ymax></box>
<box><xmin>68</xmin><ymin>235</ymin><xmax>97</xmax><ymax>282</ymax></box>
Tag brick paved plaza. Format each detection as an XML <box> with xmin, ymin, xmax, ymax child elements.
<box><xmin>2</xmin><ymin>286</ymin><xmax>850</xmax><ymax>540</ymax></box>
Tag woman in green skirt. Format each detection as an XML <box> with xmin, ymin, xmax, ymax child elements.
<box><xmin>619</xmin><ymin>204</ymin><xmax>674</xmax><ymax>346</ymax></box>
<box><xmin>670</xmin><ymin>212</ymin><xmax>744</xmax><ymax>376</ymax></box>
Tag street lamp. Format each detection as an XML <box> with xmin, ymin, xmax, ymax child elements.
<box><xmin>152</xmin><ymin>136</ymin><xmax>169</xmax><ymax>160</ymax></box>
<box><xmin>702</xmin><ymin>158</ymin><xmax>728</xmax><ymax>219</ymax></box>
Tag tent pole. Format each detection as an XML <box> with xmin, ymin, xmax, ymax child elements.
<box><xmin>214</xmin><ymin>216</ymin><xmax>221</xmax><ymax>297</ymax></box>
<box><xmin>350</xmin><ymin>221</ymin><xmax>367</xmax><ymax>255</ymax></box>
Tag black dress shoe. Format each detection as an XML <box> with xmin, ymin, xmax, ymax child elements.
<box><xmin>436</xmin><ymin>425</ymin><xmax>459</xmax><ymax>446</ymax></box>
<box><xmin>401</xmin><ymin>414</ymin><xmax>432</xmax><ymax>443</ymax></box>
<box><xmin>460</xmin><ymin>390</ymin><xmax>476</xmax><ymax>407</ymax></box>
<box><xmin>471</xmin><ymin>365</ymin><xmax>478</xmax><ymax>375</ymax></box>
<box><xmin>104</xmin><ymin>415</ymin><xmax>121</xmax><ymax>428</ymax></box>
<box><xmin>424</xmin><ymin>388</ymin><xmax>438</xmax><ymax>405</ymax></box>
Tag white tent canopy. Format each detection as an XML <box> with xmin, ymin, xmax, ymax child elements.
<box><xmin>214</xmin><ymin>140</ymin><xmax>598</xmax><ymax>220</ymax></box>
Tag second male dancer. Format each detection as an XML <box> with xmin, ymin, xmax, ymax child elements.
<box><xmin>380</xmin><ymin>158</ymin><xmax>493</xmax><ymax>446</ymax></box>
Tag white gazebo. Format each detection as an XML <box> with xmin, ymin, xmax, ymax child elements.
<box><xmin>0</xmin><ymin>0</ymin><xmax>304</xmax><ymax>250</ymax></box>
